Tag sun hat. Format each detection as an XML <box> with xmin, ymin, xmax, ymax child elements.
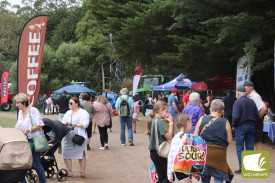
<box><xmin>120</xmin><ymin>88</ymin><xmax>128</xmax><ymax>94</ymax></box>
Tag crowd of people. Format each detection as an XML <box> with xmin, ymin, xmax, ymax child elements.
<box><xmin>10</xmin><ymin>79</ymin><xmax>273</xmax><ymax>182</ymax></box>
<box><xmin>146</xmin><ymin>80</ymin><xmax>270</xmax><ymax>183</ymax></box>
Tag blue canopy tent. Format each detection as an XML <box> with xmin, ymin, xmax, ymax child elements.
<box><xmin>53</xmin><ymin>84</ymin><xmax>97</xmax><ymax>95</ymax></box>
<box><xmin>152</xmin><ymin>73</ymin><xmax>195</xmax><ymax>91</ymax></box>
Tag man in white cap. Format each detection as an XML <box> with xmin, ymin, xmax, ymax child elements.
<box><xmin>244</xmin><ymin>81</ymin><xmax>267</xmax><ymax>150</ymax></box>
<box><xmin>115</xmin><ymin>88</ymin><xmax>135</xmax><ymax>146</ymax></box>
<box><xmin>232</xmin><ymin>85</ymin><xmax>259</xmax><ymax>174</ymax></box>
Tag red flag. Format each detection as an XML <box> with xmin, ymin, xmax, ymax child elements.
<box><xmin>132</xmin><ymin>66</ymin><xmax>143</xmax><ymax>96</ymax></box>
<box><xmin>1</xmin><ymin>71</ymin><xmax>9</xmax><ymax>105</ymax></box>
<box><xmin>18</xmin><ymin>16</ymin><xmax>48</xmax><ymax>106</ymax></box>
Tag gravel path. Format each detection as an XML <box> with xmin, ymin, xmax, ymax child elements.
<box><xmin>0</xmin><ymin>111</ymin><xmax>274</xmax><ymax>183</ymax></box>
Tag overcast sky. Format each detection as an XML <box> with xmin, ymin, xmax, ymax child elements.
<box><xmin>7</xmin><ymin>0</ymin><xmax>22</xmax><ymax>6</ymax></box>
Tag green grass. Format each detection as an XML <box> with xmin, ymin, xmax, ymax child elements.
<box><xmin>0</xmin><ymin>118</ymin><xmax>17</xmax><ymax>127</ymax></box>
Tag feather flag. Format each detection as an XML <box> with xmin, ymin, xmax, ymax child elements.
<box><xmin>132</xmin><ymin>66</ymin><xmax>143</xmax><ymax>96</ymax></box>
<box><xmin>17</xmin><ymin>16</ymin><xmax>48</xmax><ymax>106</ymax></box>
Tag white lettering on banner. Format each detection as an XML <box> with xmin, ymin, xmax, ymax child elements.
<box><xmin>27</xmin><ymin>80</ymin><xmax>36</xmax><ymax>106</ymax></box>
<box><xmin>29</xmin><ymin>32</ymin><xmax>40</xmax><ymax>43</ymax></box>
<box><xmin>2</xmin><ymin>77</ymin><xmax>7</xmax><ymax>97</ymax></box>
<box><xmin>28</xmin><ymin>45</ymin><xmax>40</xmax><ymax>55</ymax></box>
<box><xmin>27</xmin><ymin>69</ymin><xmax>38</xmax><ymax>79</ymax></box>
<box><xmin>28</xmin><ymin>57</ymin><xmax>38</xmax><ymax>67</ymax></box>
<box><xmin>26</xmin><ymin>28</ymin><xmax>42</xmax><ymax>105</ymax></box>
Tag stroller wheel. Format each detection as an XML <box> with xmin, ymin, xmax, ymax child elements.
<box><xmin>26</xmin><ymin>169</ymin><xmax>39</xmax><ymax>183</ymax></box>
<box><xmin>56</xmin><ymin>169</ymin><xmax>68</xmax><ymax>182</ymax></box>
<box><xmin>45</xmin><ymin>166</ymin><xmax>55</xmax><ymax>178</ymax></box>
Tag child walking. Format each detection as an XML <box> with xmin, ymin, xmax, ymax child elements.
<box><xmin>167</xmin><ymin>114</ymin><xmax>192</xmax><ymax>183</ymax></box>
<box><xmin>146</xmin><ymin>101</ymin><xmax>174</xmax><ymax>183</ymax></box>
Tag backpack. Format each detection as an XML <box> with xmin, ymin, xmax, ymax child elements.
<box><xmin>120</xmin><ymin>96</ymin><xmax>130</xmax><ymax>117</ymax></box>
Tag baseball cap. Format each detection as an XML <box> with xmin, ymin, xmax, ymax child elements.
<box><xmin>172</xmin><ymin>88</ymin><xmax>178</xmax><ymax>92</ymax></box>
<box><xmin>243</xmin><ymin>80</ymin><xmax>254</xmax><ymax>87</ymax></box>
<box><xmin>236</xmin><ymin>85</ymin><xmax>245</xmax><ymax>92</ymax></box>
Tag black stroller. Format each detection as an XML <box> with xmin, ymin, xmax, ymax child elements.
<box><xmin>26</xmin><ymin>118</ymin><xmax>71</xmax><ymax>182</ymax></box>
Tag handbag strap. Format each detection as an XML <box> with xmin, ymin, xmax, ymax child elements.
<box><xmin>29</xmin><ymin>108</ymin><xmax>33</xmax><ymax>127</ymax></box>
<box><xmin>104</xmin><ymin>104</ymin><xmax>112</xmax><ymax>115</ymax></box>
<box><xmin>154</xmin><ymin>118</ymin><xmax>160</xmax><ymax>150</ymax></box>
<box><xmin>185</xmin><ymin>104</ymin><xmax>195</xmax><ymax>114</ymax></box>
<box><xmin>29</xmin><ymin>107</ymin><xmax>43</xmax><ymax>136</ymax></box>
<box><xmin>199</xmin><ymin>117</ymin><xmax>217</xmax><ymax>136</ymax></box>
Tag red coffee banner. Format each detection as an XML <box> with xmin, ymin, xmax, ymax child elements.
<box><xmin>1</xmin><ymin>71</ymin><xmax>9</xmax><ymax>105</ymax></box>
<box><xmin>18</xmin><ymin>16</ymin><xmax>48</xmax><ymax>106</ymax></box>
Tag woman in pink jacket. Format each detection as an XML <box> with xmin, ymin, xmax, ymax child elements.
<box><xmin>93</xmin><ymin>95</ymin><xmax>113</xmax><ymax>150</ymax></box>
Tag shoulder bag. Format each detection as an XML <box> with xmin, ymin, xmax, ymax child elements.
<box><xmin>71</xmin><ymin>114</ymin><xmax>85</xmax><ymax>146</ymax></box>
<box><xmin>154</xmin><ymin>119</ymin><xmax>171</xmax><ymax>158</ymax></box>
<box><xmin>29</xmin><ymin>109</ymin><xmax>49</xmax><ymax>152</ymax></box>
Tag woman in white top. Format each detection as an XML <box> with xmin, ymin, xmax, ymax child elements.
<box><xmin>14</xmin><ymin>93</ymin><xmax>46</xmax><ymax>183</ymax></box>
<box><xmin>62</xmin><ymin>97</ymin><xmax>89</xmax><ymax>178</ymax></box>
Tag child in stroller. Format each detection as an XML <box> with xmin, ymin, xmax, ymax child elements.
<box><xmin>27</xmin><ymin>118</ymin><xmax>72</xmax><ymax>182</ymax></box>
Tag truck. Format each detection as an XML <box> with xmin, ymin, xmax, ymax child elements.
<box><xmin>102</xmin><ymin>91</ymin><xmax>118</xmax><ymax>109</ymax></box>
<box><xmin>135</xmin><ymin>75</ymin><xmax>170</xmax><ymax>101</ymax></box>
<box><xmin>0</xmin><ymin>83</ymin><xmax>13</xmax><ymax>111</ymax></box>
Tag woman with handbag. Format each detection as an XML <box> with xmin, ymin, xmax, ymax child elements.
<box><xmin>193</xmin><ymin>99</ymin><xmax>233</xmax><ymax>183</ymax></box>
<box><xmin>14</xmin><ymin>93</ymin><xmax>46</xmax><ymax>183</ymax></box>
<box><xmin>61</xmin><ymin>97</ymin><xmax>90</xmax><ymax>178</ymax></box>
<box><xmin>93</xmin><ymin>95</ymin><xmax>113</xmax><ymax>150</ymax></box>
<box><xmin>146</xmin><ymin>101</ymin><xmax>174</xmax><ymax>183</ymax></box>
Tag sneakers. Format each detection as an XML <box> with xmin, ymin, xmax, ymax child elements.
<box><xmin>99</xmin><ymin>147</ymin><xmax>105</xmax><ymax>150</ymax></box>
<box><xmin>121</xmin><ymin>144</ymin><xmax>126</xmax><ymax>146</ymax></box>
<box><xmin>104</xmin><ymin>143</ymin><xmax>109</xmax><ymax>149</ymax></box>
<box><xmin>129</xmin><ymin>139</ymin><xmax>134</xmax><ymax>146</ymax></box>
<box><xmin>234</xmin><ymin>169</ymin><xmax>241</xmax><ymax>174</ymax></box>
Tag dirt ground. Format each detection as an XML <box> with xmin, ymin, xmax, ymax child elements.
<box><xmin>1</xmin><ymin>112</ymin><xmax>275</xmax><ymax>183</ymax></box>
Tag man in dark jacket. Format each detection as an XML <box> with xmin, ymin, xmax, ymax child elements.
<box><xmin>56</xmin><ymin>90</ymin><xmax>70</xmax><ymax>121</ymax></box>
<box><xmin>232</xmin><ymin>85</ymin><xmax>259</xmax><ymax>174</ymax></box>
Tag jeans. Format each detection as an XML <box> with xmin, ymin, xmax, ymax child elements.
<box><xmin>202</xmin><ymin>175</ymin><xmax>224</xmax><ymax>183</ymax></box>
<box><xmin>21</xmin><ymin>142</ymin><xmax>46</xmax><ymax>183</ymax></box>
<box><xmin>170</xmin><ymin>111</ymin><xmax>178</xmax><ymax>134</ymax></box>
<box><xmin>119</xmin><ymin>116</ymin><xmax>133</xmax><ymax>144</ymax></box>
<box><xmin>235</xmin><ymin>123</ymin><xmax>255</xmax><ymax>170</ymax></box>
<box><xmin>98</xmin><ymin>125</ymin><xmax>108</xmax><ymax>147</ymax></box>
<box><xmin>52</xmin><ymin>105</ymin><xmax>57</xmax><ymax>114</ymax></box>
<box><xmin>150</xmin><ymin>150</ymin><xmax>169</xmax><ymax>183</ymax></box>
<box><xmin>43</xmin><ymin>104</ymin><xmax>47</xmax><ymax>115</ymax></box>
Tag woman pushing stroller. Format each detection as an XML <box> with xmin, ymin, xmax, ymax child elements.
<box><xmin>14</xmin><ymin>93</ymin><xmax>46</xmax><ymax>183</ymax></box>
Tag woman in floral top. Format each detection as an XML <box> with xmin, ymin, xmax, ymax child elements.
<box><xmin>14</xmin><ymin>93</ymin><xmax>46</xmax><ymax>183</ymax></box>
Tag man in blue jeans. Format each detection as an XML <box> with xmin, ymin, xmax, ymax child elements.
<box><xmin>232</xmin><ymin>85</ymin><xmax>259</xmax><ymax>174</ymax></box>
<box><xmin>115</xmin><ymin>88</ymin><xmax>135</xmax><ymax>146</ymax></box>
